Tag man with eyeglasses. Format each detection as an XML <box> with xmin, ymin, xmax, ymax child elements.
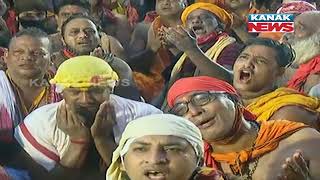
<box><xmin>162</xmin><ymin>37</ymin><xmax>320</xmax><ymax>131</ymax></box>
<box><xmin>166</xmin><ymin>75</ymin><xmax>320</xmax><ymax>180</ymax></box>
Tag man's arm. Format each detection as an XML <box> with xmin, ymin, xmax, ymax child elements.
<box><xmin>110</xmin><ymin>57</ymin><xmax>141</xmax><ymax>101</ymax></box>
<box><xmin>304</xmin><ymin>74</ymin><xmax>320</xmax><ymax>94</ymax></box>
<box><xmin>270</xmin><ymin>106</ymin><xmax>320</xmax><ymax>131</ymax></box>
<box><xmin>107</xmin><ymin>35</ymin><xmax>128</xmax><ymax>61</ymax></box>
<box><xmin>163</xmin><ymin>26</ymin><xmax>233</xmax><ymax>83</ymax></box>
<box><xmin>49</xmin><ymin>142</ymin><xmax>90</xmax><ymax>179</ymax></box>
<box><xmin>272</xmin><ymin>128</ymin><xmax>320</xmax><ymax>179</ymax></box>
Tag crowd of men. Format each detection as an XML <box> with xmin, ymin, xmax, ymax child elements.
<box><xmin>1</xmin><ymin>0</ymin><xmax>320</xmax><ymax>179</ymax></box>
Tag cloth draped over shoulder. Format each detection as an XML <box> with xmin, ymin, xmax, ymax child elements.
<box><xmin>211</xmin><ymin>120</ymin><xmax>308</xmax><ymax>174</ymax></box>
<box><xmin>132</xmin><ymin>16</ymin><xmax>171</xmax><ymax>102</ymax></box>
<box><xmin>0</xmin><ymin>71</ymin><xmax>22</xmax><ymax>143</ymax></box>
<box><xmin>0</xmin><ymin>70</ymin><xmax>61</xmax><ymax>143</ymax></box>
<box><xmin>246</xmin><ymin>87</ymin><xmax>320</xmax><ymax>123</ymax></box>
<box><xmin>287</xmin><ymin>55</ymin><xmax>320</xmax><ymax>93</ymax></box>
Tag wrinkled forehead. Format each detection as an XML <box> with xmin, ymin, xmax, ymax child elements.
<box><xmin>240</xmin><ymin>44</ymin><xmax>278</xmax><ymax>60</ymax></box>
<box><xmin>9</xmin><ymin>35</ymin><xmax>50</xmax><ymax>50</ymax></box>
<box><xmin>65</xmin><ymin>18</ymin><xmax>97</xmax><ymax>30</ymax></box>
<box><xmin>59</xmin><ymin>5</ymin><xmax>88</xmax><ymax>15</ymax></box>
<box><xmin>174</xmin><ymin>90</ymin><xmax>227</xmax><ymax>104</ymax></box>
<box><xmin>131</xmin><ymin>135</ymin><xmax>192</xmax><ymax>148</ymax></box>
<box><xmin>187</xmin><ymin>9</ymin><xmax>216</xmax><ymax>19</ymax></box>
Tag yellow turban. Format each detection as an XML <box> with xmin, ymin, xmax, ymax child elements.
<box><xmin>181</xmin><ymin>2</ymin><xmax>233</xmax><ymax>30</ymax></box>
<box><xmin>50</xmin><ymin>56</ymin><xmax>119</xmax><ymax>91</ymax></box>
<box><xmin>106</xmin><ymin>114</ymin><xmax>204</xmax><ymax>180</ymax></box>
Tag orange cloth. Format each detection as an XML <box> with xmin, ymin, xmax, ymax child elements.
<box><xmin>133</xmin><ymin>17</ymin><xmax>172</xmax><ymax>102</ymax></box>
<box><xmin>195</xmin><ymin>0</ymin><xmax>226</xmax><ymax>8</ymax></box>
<box><xmin>247</xmin><ymin>87</ymin><xmax>320</xmax><ymax>123</ymax></box>
<box><xmin>197</xmin><ymin>167</ymin><xmax>225</xmax><ymax>179</ymax></box>
<box><xmin>133</xmin><ymin>72</ymin><xmax>164</xmax><ymax>102</ymax></box>
<box><xmin>211</xmin><ymin>120</ymin><xmax>308</xmax><ymax>174</ymax></box>
<box><xmin>152</xmin><ymin>17</ymin><xmax>172</xmax><ymax>68</ymax></box>
<box><xmin>181</xmin><ymin>2</ymin><xmax>233</xmax><ymax>30</ymax></box>
<box><xmin>287</xmin><ymin>55</ymin><xmax>320</xmax><ymax>92</ymax></box>
<box><xmin>258</xmin><ymin>32</ymin><xmax>284</xmax><ymax>41</ymax></box>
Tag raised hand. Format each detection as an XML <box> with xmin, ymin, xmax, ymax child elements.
<box><xmin>56</xmin><ymin>102</ymin><xmax>91</xmax><ymax>141</ymax></box>
<box><xmin>162</xmin><ymin>26</ymin><xmax>198</xmax><ymax>53</ymax></box>
<box><xmin>278</xmin><ymin>150</ymin><xmax>312</xmax><ymax>180</ymax></box>
<box><xmin>91</xmin><ymin>101</ymin><xmax>116</xmax><ymax>140</ymax></box>
<box><xmin>90</xmin><ymin>47</ymin><xmax>106</xmax><ymax>59</ymax></box>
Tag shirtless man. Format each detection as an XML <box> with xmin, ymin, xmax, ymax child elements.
<box><xmin>167</xmin><ymin>76</ymin><xmax>320</xmax><ymax>180</ymax></box>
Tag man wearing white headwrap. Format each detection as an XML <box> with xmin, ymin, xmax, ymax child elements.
<box><xmin>106</xmin><ymin>114</ymin><xmax>224</xmax><ymax>180</ymax></box>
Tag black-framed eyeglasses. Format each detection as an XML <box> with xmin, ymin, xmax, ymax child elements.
<box><xmin>169</xmin><ymin>91</ymin><xmax>225</xmax><ymax>116</ymax></box>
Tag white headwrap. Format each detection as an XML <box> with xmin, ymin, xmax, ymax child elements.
<box><xmin>106</xmin><ymin>114</ymin><xmax>204</xmax><ymax>180</ymax></box>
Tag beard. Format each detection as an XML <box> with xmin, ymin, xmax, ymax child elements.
<box><xmin>291</xmin><ymin>32</ymin><xmax>320</xmax><ymax>66</ymax></box>
<box><xmin>75</xmin><ymin>106</ymin><xmax>100</xmax><ymax>127</ymax></box>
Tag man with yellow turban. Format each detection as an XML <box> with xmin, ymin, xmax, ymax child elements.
<box><xmin>158</xmin><ymin>2</ymin><xmax>244</xmax><ymax>109</ymax></box>
<box><xmin>106</xmin><ymin>114</ymin><xmax>225</xmax><ymax>180</ymax></box>
<box><xmin>13</xmin><ymin>56</ymin><xmax>162</xmax><ymax>180</ymax></box>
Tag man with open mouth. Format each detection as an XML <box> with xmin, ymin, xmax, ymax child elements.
<box><xmin>107</xmin><ymin>114</ymin><xmax>224</xmax><ymax>180</ymax></box>
<box><xmin>166</xmin><ymin>76</ymin><xmax>320</xmax><ymax>180</ymax></box>
<box><xmin>164</xmin><ymin>34</ymin><xmax>320</xmax><ymax>131</ymax></box>
<box><xmin>50</xmin><ymin>14</ymin><xmax>141</xmax><ymax>101</ymax></box>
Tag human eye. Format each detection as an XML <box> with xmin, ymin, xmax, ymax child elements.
<box><xmin>132</xmin><ymin>146</ymin><xmax>148</xmax><ymax>153</ymax></box>
<box><xmin>165</xmin><ymin>146</ymin><xmax>183</xmax><ymax>153</ymax></box>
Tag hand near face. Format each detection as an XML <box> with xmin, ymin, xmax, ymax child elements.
<box><xmin>57</xmin><ymin>102</ymin><xmax>91</xmax><ymax>141</ymax></box>
<box><xmin>277</xmin><ymin>150</ymin><xmax>311</xmax><ymax>180</ymax></box>
<box><xmin>91</xmin><ymin>101</ymin><xmax>116</xmax><ymax>139</ymax></box>
<box><xmin>162</xmin><ymin>26</ymin><xmax>198</xmax><ymax>53</ymax></box>
<box><xmin>90</xmin><ymin>47</ymin><xmax>106</xmax><ymax>59</ymax></box>
<box><xmin>148</xmin><ymin>29</ymin><xmax>162</xmax><ymax>52</ymax></box>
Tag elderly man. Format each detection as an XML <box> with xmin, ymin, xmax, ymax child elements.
<box><xmin>167</xmin><ymin>76</ymin><xmax>320</xmax><ymax>180</ymax></box>
<box><xmin>163</xmin><ymin>2</ymin><xmax>243</xmax><ymax>83</ymax></box>
<box><xmin>51</xmin><ymin>14</ymin><xmax>140</xmax><ymax>101</ymax></box>
<box><xmin>161</xmin><ymin>35</ymin><xmax>320</xmax><ymax>130</ymax></box>
<box><xmin>286</xmin><ymin>11</ymin><xmax>320</xmax><ymax>94</ymax></box>
<box><xmin>259</xmin><ymin>0</ymin><xmax>317</xmax><ymax>41</ymax></box>
<box><xmin>106</xmin><ymin>114</ymin><xmax>224</xmax><ymax>180</ymax></box>
<box><xmin>14</xmin><ymin>56</ymin><xmax>161</xmax><ymax>180</ymax></box>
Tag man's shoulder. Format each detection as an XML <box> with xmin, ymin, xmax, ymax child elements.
<box><xmin>111</xmin><ymin>94</ymin><xmax>160</xmax><ymax>110</ymax></box>
<box><xmin>257</xmin><ymin>120</ymin><xmax>309</xmax><ymax>143</ymax></box>
<box><xmin>23</xmin><ymin>102</ymin><xmax>61</xmax><ymax>125</ymax></box>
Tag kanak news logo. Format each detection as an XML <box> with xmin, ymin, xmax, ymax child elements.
<box><xmin>247</xmin><ymin>14</ymin><xmax>294</xmax><ymax>33</ymax></box>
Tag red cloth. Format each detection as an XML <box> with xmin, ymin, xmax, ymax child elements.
<box><xmin>5</xmin><ymin>9</ymin><xmax>17</xmax><ymax>35</ymax></box>
<box><xmin>167</xmin><ymin>76</ymin><xmax>257</xmax><ymax>169</ymax></box>
<box><xmin>167</xmin><ymin>76</ymin><xmax>237</xmax><ymax>108</ymax></box>
<box><xmin>126</xmin><ymin>2</ymin><xmax>139</xmax><ymax>27</ymax></box>
<box><xmin>277</xmin><ymin>1</ymin><xmax>317</xmax><ymax>14</ymax></box>
<box><xmin>287</xmin><ymin>55</ymin><xmax>320</xmax><ymax>92</ymax></box>
<box><xmin>144</xmin><ymin>11</ymin><xmax>158</xmax><ymax>23</ymax></box>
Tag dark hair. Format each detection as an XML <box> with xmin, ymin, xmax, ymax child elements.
<box><xmin>54</xmin><ymin>0</ymin><xmax>90</xmax><ymax>14</ymax></box>
<box><xmin>245</xmin><ymin>38</ymin><xmax>295</xmax><ymax>68</ymax></box>
<box><xmin>60</xmin><ymin>14</ymin><xmax>101</xmax><ymax>38</ymax></box>
<box><xmin>9</xmin><ymin>27</ymin><xmax>51</xmax><ymax>51</ymax></box>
